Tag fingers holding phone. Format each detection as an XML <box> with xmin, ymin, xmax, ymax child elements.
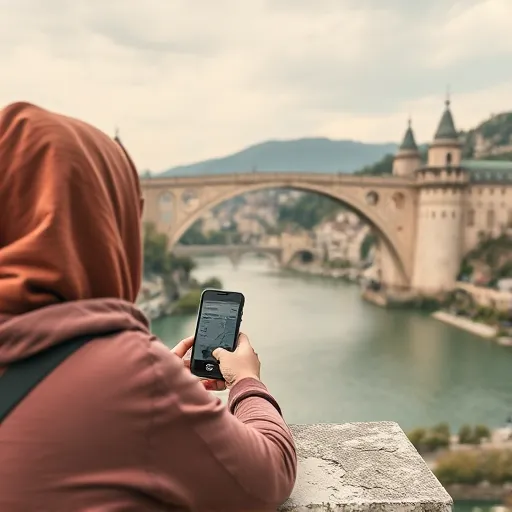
<box><xmin>212</xmin><ymin>333</ymin><xmax>261</xmax><ymax>388</ymax></box>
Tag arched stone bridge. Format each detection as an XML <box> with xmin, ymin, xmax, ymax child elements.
<box><xmin>172</xmin><ymin>242</ymin><xmax>320</xmax><ymax>268</ymax></box>
<box><xmin>141</xmin><ymin>172</ymin><xmax>415</xmax><ymax>290</ymax></box>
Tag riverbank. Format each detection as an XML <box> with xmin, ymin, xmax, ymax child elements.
<box><xmin>433</xmin><ymin>311</ymin><xmax>498</xmax><ymax>339</ymax></box>
<box><xmin>432</xmin><ymin>311</ymin><xmax>512</xmax><ymax>346</ymax></box>
<box><xmin>412</xmin><ymin>424</ymin><xmax>512</xmax><ymax>503</ymax></box>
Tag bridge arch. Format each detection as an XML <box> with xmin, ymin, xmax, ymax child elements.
<box><xmin>285</xmin><ymin>248</ymin><xmax>317</xmax><ymax>266</ymax></box>
<box><xmin>235</xmin><ymin>249</ymin><xmax>281</xmax><ymax>267</ymax></box>
<box><xmin>161</xmin><ymin>181</ymin><xmax>411</xmax><ymax>287</ymax></box>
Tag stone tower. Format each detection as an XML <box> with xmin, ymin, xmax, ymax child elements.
<box><xmin>392</xmin><ymin>119</ymin><xmax>421</xmax><ymax>177</ymax></box>
<box><xmin>411</xmin><ymin>99</ymin><xmax>468</xmax><ymax>294</ymax></box>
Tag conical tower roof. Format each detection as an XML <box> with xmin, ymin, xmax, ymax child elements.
<box><xmin>434</xmin><ymin>99</ymin><xmax>458</xmax><ymax>140</ymax></box>
<box><xmin>399</xmin><ymin>119</ymin><xmax>419</xmax><ymax>151</ymax></box>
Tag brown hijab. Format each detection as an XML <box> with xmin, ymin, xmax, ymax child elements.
<box><xmin>0</xmin><ymin>102</ymin><xmax>143</xmax><ymax>315</ymax></box>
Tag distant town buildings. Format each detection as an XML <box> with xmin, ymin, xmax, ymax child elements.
<box><xmin>314</xmin><ymin>212</ymin><xmax>371</xmax><ymax>265</ymax></box>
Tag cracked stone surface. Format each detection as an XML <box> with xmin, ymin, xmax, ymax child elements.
<box><xmin>278</xmin><ymin>422</ymin><xmax>453</xmax><ymax>512</ymax></box>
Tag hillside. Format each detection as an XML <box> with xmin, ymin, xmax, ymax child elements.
<box><xmin>157</xmin><ymin>111</ymin><xmax>512</xmax><ymax>178</ymax></box>
<box><xmin>462</xmin><ymin>112</ymin><xmax>512</xmax><ymax>160</ymax></box>
<box><xmin>160</xmin><ymin>138</ymin><xmax>397</xmax><ymax>176</ymax></box>
<box><xmin>358</xmin><ymin>111</ymin><xmax>512</xmax><ymax>176</ymax></box>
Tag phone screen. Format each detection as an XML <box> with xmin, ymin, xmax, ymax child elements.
<box><xmin>190</xmin><ymin>290</ymin><xmax>244</xmax><ymax>380</ymax></box>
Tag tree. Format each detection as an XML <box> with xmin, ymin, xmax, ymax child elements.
<box><xmin>458</xmin><ymin>424</ymin><xmax>473</xmax><ymax>444</ymax></box>
<box><xmin>474</xmin><ymin>425</ymin><xmax>491</xmax><ymax>443</ymax></box>
<box><xmin>277</xmin><ymin>193</ymin><xmax>341</xmax><ymax>230</ymax></box>
<box><xmin>407</xmin><ymin>428</ymin><xmax>426</xmax><ymax>451</ymax></box>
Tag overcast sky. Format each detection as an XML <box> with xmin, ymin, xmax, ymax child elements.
<box><xmin>1</xmin><ymin>0</ymin><xmax>511</xmax><ymax>171</ymax></box>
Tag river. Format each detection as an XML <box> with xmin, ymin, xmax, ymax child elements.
<box><xmin>152</xmin><ymin>256</ymin><xmax>512</xmax><ymax>509</ymax></box>
<box><xmin>153</xmin><ymin>255</ymin><xmax>512</xmax><ymax>430</ymax></box>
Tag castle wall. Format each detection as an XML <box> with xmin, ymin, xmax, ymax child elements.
<box><xmin>463</xmin><ymin>184</ymin><xmax>512</xmax><ymax>253</ymax></box>
<box><xmin>412</xmin><ymin>184</ymin><xmax>465</xmax><ymax>293</ymax></box>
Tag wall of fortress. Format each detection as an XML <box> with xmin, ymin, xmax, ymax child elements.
<box><xmin>464</xmin><ymin>184</ymin><xmax>512</xmax><ymax>252</ymax></box>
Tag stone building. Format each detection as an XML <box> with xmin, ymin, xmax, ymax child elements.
<box><xmin>392</xmin><ymin>99</ymin><xmax>512</xmax><ymax>294</ymax></box>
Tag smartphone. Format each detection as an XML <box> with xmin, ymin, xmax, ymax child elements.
<box><xmin>190</xmin><ymin>289</ymin><xmax>245</xmax><ymax>380</ymax></box>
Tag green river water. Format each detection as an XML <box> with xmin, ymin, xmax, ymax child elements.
<box><xmin>152</xmin><ymin>256</ymin><xmax>512</xmax><ymax>509</ymax></box>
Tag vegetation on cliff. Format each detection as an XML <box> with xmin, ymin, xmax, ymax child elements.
<box><xmin>173</xmin><ymin>278</ymin><xmax>223</xmax><ymax>314</ymax></box>
<box><xmin>143</xmin><ymin>223</ymin><xmax>223</xmax><ymax>309</ymax></box>
<box><xmin>144</xmin><ymin>222</ymin><xmax>196</xmax><ymax>284</ymax></box>
<box><xmin>180</xmin><ymin>219</ymin><xmax>242</xmax><ymax>245</ymax></box>
<box><xmin>459</xmin><ymin>234</ymin><xmax>512</xmax><ymax>286</ymax></box>
<box><xmin>277</xmin><ymin>193</ymin><xmax>340</xmax><ymax>230</ymax></box>
<box><xmin>462</xmin><ymin>112</ymin><xmax>512</xmax><ymax>159</ymax></box>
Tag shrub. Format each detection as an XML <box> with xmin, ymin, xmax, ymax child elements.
<box><xmin>474</xmin><ymin>425</ymin><xmax>491</xmax><ymax>443</ymax></box>
<box><xmin>432</xmin><ymin>423</ymin><xmax>451</xmax><ymax>439</ymax></box>
<box><xmin>174</xmin><ymin>290</ymin><xmax>202</xmax><ymax>314</ymax></box>
<box><xmin>435</xmin><ymin>449</ymin><xmax>512</xmax><ymax>486</ymax></box>
<box><xmin>423</xmin><ymin>432</ymin><xmax>450</xmax><ymax>452</ymax></box>
<box><xmin>458</xmin><ymin>424</ymin><xmax>474</xmax><ymax>444</ymax></box>
<box><xmin>407</xmin><ymin>428</ymin><xmax>427</xmax><ymax>450</ymax></box>
<box><xmin>458</xmin><ymin>424</ymin><xmax>491</xmax><ymax>445</ymax></box>
<box><xmin>435</xmin><ymin>451</ymin><xmax>483</xmax><ymax>485</ymax></box>
<box><xmin>407</xmin><ymin>424</ymin><xmax>450</xmax><ymax>453</ymax></box>
<box><xmin>201</xmin><ymin>277</ymin><xmax>223</xmax><ymax>290</ymax></box>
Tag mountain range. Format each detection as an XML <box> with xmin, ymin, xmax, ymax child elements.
<box><xmin>157</xmin><ymin>111</ymin><xmax>512</xmax><ymax>178</ymax></box>
<box><xmin>160</xmin><ymin>138</ymin><xmax>397</xmax><ymax>177</ymax></box>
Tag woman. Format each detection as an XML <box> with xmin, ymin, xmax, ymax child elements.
<box><xmin>0</xmin><ymin>102</ymin><xmax>297</xmax><ymax>511</ymax></box>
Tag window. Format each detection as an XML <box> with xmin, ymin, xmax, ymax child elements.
<box><xmin>487</xmin><ymin>210</ymin><xmax>495</xmax><ymax>229</ymax></box>
<box><xmin>442</xmin><ymin>211</ymin><xmax>446</xmax><ymax>218</ymax></box>
<box><xmin>446</xmin><ymin>152</ymin><xmax>452</xmax><ymax>166</ymax></box>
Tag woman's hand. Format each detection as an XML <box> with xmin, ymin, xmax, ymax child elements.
<box><xmin>171</xmin><ymin>336</ymin><xmax>226</xmax><ymax>391</ymax></box>
<box><xmin>212</xmin><ymin>333</ymin><xmax>260</xmax><ymax>388</ymax></box>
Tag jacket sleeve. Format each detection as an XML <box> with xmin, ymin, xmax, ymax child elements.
<box><xmin>148</xmin><ymin>341</ymin><xmax>297</xmax><ymax>512</ymax></box>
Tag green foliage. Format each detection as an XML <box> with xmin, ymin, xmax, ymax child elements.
<box><xmin>435</xmin><ymin>449</ymin><xmax>512</xmax><ymax>485</ymax></box>
<box><xmin>180</xmin><ymin>219</ymin><xmax>242</xmax><ymax>245</ymax></box>
<box><xmin>461</xmin><ymin>234</ymin><xmax>512</xmax><ymax>285</ymax></box>
<box><xmin>407</xmin><ymin>423</ymin><xmax>451</xmax><ymax>453</ymax></box>
<box><xmin>277</xmin><ymin>193</ymin><xmax>341</xmax><ymax>230</ymax></box>
<box><xmin>423</xmin><ymin>432</ymin><xmax>450</xmax><ymax>452</ymax></box>
<box><xmin>462</xmin><ymin>111</ymin><xmax>512</xmax><ymax>159</ymax></box>
<box><xmin>143</xmin><ymin>221</ymin><xmax>196</xmax><ymax>282</ymax></box>
<box><xmin>201</xmin><ymin>277</ymin><xmax>223</xmax><ymax>290</ymax></box>
<box><xmin>458</xmin><ymin>424</ymin><xmax>491</xmax><ymax>445</ymax></box>
<box><xmin>360</xmin><ymin>232</ymin><xmax>377</xmax><ymax>261</ymax></box>
<box><xmin>458</xmin><ymin>425</ymin><xmax>474</xmax><ymax>444</ymax></box>
<box><xmin>174</xmin><ymin>289</ymin><xmax>202</xmax><ymax>314</ymax></box>
<box><xmin>407</xmin><ymin>428</ymin><xmax>427</xmax><ymax>451</ymax></box>
<box><xmin>143</xmin><ymin>222</ymin><xmax>171</xmax><ymax>276</ymax></box>
<box><xmin>355</xmin><ymin>153</ymin><xmax>394</xmax><ymax>176</ymax></box>
<box><xmin>432</xmin><ymin>423</ymin><xmax>451</xmax><ymax>438</ymax></box>
<box><xmin>327</xmin><ymin>259</ymin><xmax>351</xmax><ymax>269</ymax></box>
<box><xmin>173</xmin><ymin>277</ymin><xmax>224</xmax><ymax>314</ymax></box>
<box><xmin>474</xmin><ymin>425</ymin><xmax>492</xmax><ymax>441</ymax></box>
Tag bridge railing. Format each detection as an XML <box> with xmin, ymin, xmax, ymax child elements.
<box><xmin>280</xmin><ymin>422</ymin><xmax>452</xmax><ymax>511</ymax></box>
<box><xmin>140</xmin><ymin>172</ymin><xmax>417</xmax><ymax>187</ymax></box>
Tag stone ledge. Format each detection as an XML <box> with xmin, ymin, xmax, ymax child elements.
<box><xmin>279</xmin><ymin>422</ymin><xmax>453</xmax><ymax>512</ymax></box>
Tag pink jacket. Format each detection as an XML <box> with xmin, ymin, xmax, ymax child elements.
<box><xmin>0</xmin><ymin>299</ymin><xmax>297</xmax><ymax>511</ymax></box>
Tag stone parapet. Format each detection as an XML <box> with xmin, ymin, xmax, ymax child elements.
<box><xmin>279</xmin><ymin>422</ymin><xmax>453</xmax><ymax>512</ymax></box>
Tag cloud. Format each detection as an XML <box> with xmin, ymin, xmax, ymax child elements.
<box><xmin>0</xmin><ymin>0</ymin><xmax>511</xmax><ymax>171</ymax></box>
